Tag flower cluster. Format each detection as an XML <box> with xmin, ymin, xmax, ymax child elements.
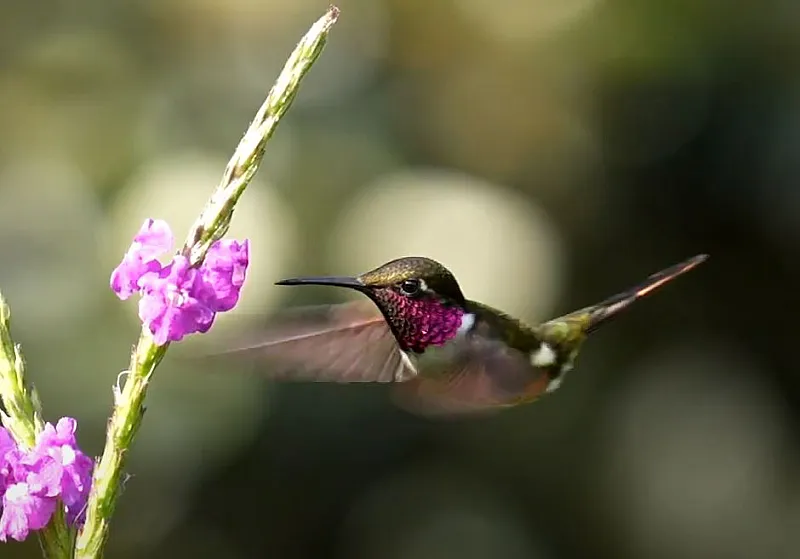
<box><xmin>0</xmin><ymin>418</ymin><xmax>94</xmax><ymax>542</ymax></box>
<box><xmin>111</xmin><ymin>219</ymin><xmax>250</xmax><ymax>345</ymax></box>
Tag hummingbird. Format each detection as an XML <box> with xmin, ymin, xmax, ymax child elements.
<box><xmin>220</xmin><ymin>254</ymin><xmax>707</xmax><ymax>416</ymax></box>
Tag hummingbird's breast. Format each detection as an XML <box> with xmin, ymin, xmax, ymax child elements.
<box><xmin>405</xmin><ymin>312</ymin><xmax>476</xmax><ymax>376</ymax></box>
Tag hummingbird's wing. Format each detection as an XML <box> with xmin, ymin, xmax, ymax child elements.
<box><xmin>392</xmin><ymin>335</ymin><xmax>548</xmax><ymax>416</ymax></box>
<box><xmin>213</xmin><ymin>301</ymin><xmax>418</xmax><ymax>383</ymax></box>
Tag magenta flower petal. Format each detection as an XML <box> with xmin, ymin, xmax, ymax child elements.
<box><xmin>201</xmin><ymin>239</ymin><xmax>250</xmax><ymax>312</ymax></box>
<box><xmin>0</xmin><ymin>482</ymin><xmax>57</xmax><ymax>542</ymax></box>
<box><xmin>61</xmin><ymin>452</ymin><xmax>93</xmax><ymax>525</ymax></box>
<box><xmin>24</xmin><ymin>456</ymin><xmax>63</xmax><ymax>498</ymax></box>
<box><xmin>0</xmin><ymin>427</ymin><xmax>15</xmax><ymax>495</ymax></box>
<box><xmin>0</xmin><ymin>427</ymin><xmax>13</xmax><ymax>455</ymax></box>
<box><xmin>36</xmin><ymin>417</ymin><xmax>78</xmax><ymax>448</ymax></box>
<box><xmin>26</xmin><ymin>418</ymin><xmax>92</xmax><ymax>508</ymax></box>
<box><xmin>110</xmin><ymin>219</ymin><xmax>174</xmax><ymax>300</ymax></box>
<box><xmin>138</xmin><ymin>256</ymin><xmax>216</xmax><ymax>345</ymax></box>
<box><xmin>130</xmin><ymin>219</ymin><xmax>173</xmax><ymax>259</ymax></box>
<box><xmin>110</xmin><ymin>258</ymin><xmax>160</xmax><ymax>300</ymax></box>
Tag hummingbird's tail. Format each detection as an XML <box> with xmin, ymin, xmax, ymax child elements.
<box><xmin>583</xmin><ymin>253</ymin><xmax>708</xmax><ymax>333</ymax></box>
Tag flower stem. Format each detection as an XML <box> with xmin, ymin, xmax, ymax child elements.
<box><xmin>182</xmin><ymin>5</ymin><xmax>341</xmax><ymax>266</ymax></box>
<box><xmin>72</xmin><ymin>335</ymin><xmax>167</xmax><ymax>559</ymax></box>
<box><xmin>0</xmin><ymin>293</ymin><xmax>73</xmax><ymax>558</ymax></box>
<box><xmin>0</xmin><ymin>293</ymin><xmax>43</xmax><ymax>447</ymax></box>
<box><xmin>73</xmin><ymin>6</ymin><xmax>340</xmax><ymax>558</ymax></box>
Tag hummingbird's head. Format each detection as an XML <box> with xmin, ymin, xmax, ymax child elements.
<box><xmin>275</xmin><ymin>257</ymin><xmax>468</xmax><ymax>353</ymax></box>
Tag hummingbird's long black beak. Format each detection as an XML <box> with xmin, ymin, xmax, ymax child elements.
<box><xmin>585</xmin><ymin>253</ymin><xmax>708</xmax><ymax>333</ymax></box>
<box><xmin>274</xmin><ymin>276</ymin><xmax>366</xmax><ymax>290</ymax></box>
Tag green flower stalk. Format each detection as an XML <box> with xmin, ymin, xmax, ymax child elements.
<box><xmin>182</xmin><ymin>4</ymin><xmax>341</xmax><ymax>265</ymax></box>
<box><xmin>0</xmin><ymin>293</ymin><xmax>73</xmax><ymax>558</ymax></box>
<box><xmin>73</xmin><ymin>6</ymin><xmax>340</xmax><ymax>558</ymax></box>
<box><xmin>0</xmin><ymin>293</ymin><xmax>43</xmax><ymax>452</ymax></box>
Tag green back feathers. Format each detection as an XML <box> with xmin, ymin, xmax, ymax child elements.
<box><xmin>465</xmin><ymin>299</ymin><xmax>593</xmax><ymax>373</ymax></box>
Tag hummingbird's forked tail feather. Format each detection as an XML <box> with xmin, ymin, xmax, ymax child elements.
<box><xmin>585</xmin><ymin>253</ymin><xmax>708</xmax><ymax>333</ymax></box>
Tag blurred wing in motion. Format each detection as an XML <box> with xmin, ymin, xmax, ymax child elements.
<box><xmin>213</xmin><ymin>300</ymin><xmax>417</xmax><ymax>383</ymax></box>
<box><xmin>392</xmin><ymin>335</ymin><xmax>549</xmax><ymax>417</ymax></box>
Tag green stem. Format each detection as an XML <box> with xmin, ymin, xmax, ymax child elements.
<box><xmin>0</xmin><ymin>293</ymin><xmax>73</xmax><ymax>558</ymax></box>
<box><xmin>72</xmin><ymin>6</ymin><xmax>340</xmax><ymax>558</ymax></box>
<box><xmin>72</xmin><ymin>335</ymin><xmax>167</xmax><ymax>558</ymax></box>
<box><xmin>182</xmin><ymin>5</ymin><xmax>341</xmax><ymax>266</ymax></box>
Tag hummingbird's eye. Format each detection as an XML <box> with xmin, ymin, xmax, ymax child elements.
<box><xmin>399</xmin><ymin>278</ymin><xmax>423</xmax><ymax>297</ymax></box>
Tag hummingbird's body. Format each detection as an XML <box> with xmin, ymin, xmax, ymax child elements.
<box><xmin>222</xmin><ymin>254</ymin><xmax>707</xmax><ymax>415</ymax></box>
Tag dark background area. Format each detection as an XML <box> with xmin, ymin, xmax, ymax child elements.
<box><xmin>2</xmin><ymin>1</ymin><xmax>800</xmax><ymax>558</ymax></box>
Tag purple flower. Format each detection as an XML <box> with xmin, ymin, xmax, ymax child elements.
<box><xmin>110</xmin><ymin>219</ymin><xmax>250</xmax><ymax>345</ymax></box>
<box><xmin>0</xmin><ymin>428</ymin><xmax>16</xmax><ymax>496</ymax></box>
<box><xmin>0</xmin><ymin>418</ymin><xmax>94</xmax><ymax>542</ymax></box>
<box><xmin>138</xmin><ymin>256</ymin><xmax>216</xmax><ymax>345</ymax></box>
<box><xmin>0</xmin><ymin>482</ymin><xmax>57</xmax><ymax>542</ymax></box>
<box><xmin>200</xmin><ymin>239</ymin><xmax>250</xmax><ymax>312</ymax></box>
<box><xmin>25</xmin><ymin>418</ymin><xmax>94</xmax><ymax>524</ymax></box>
<box><xmin>110</xmin><ymin>219</ymin><xmax>173</xmax><ymax>300</ymax></box>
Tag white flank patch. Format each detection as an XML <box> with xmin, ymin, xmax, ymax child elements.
<box><xmin>398</xmin><ymin>350</ymin><xmax>419</xmax><ymax>379</ymax></box>
<box><xmin>457</xmin><ymin>313</ymin><xmax>476</xmax><ymax>336</ymax></box>
<box><xmin>531</xmin><ymin>342</ymin><xmax>557</xmax><ymax>368</ymax></box>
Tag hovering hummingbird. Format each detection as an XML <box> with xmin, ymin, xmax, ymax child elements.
<box><xmin>220</xmin><ymin>254</ymin><xmax>707</xmax><ymax>416</ymax></box>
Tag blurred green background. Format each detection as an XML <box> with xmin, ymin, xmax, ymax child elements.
<box><xmin>3</xmin><ymin>0</ymin><xmax>800</xmax><ymax>557</ymax></box>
